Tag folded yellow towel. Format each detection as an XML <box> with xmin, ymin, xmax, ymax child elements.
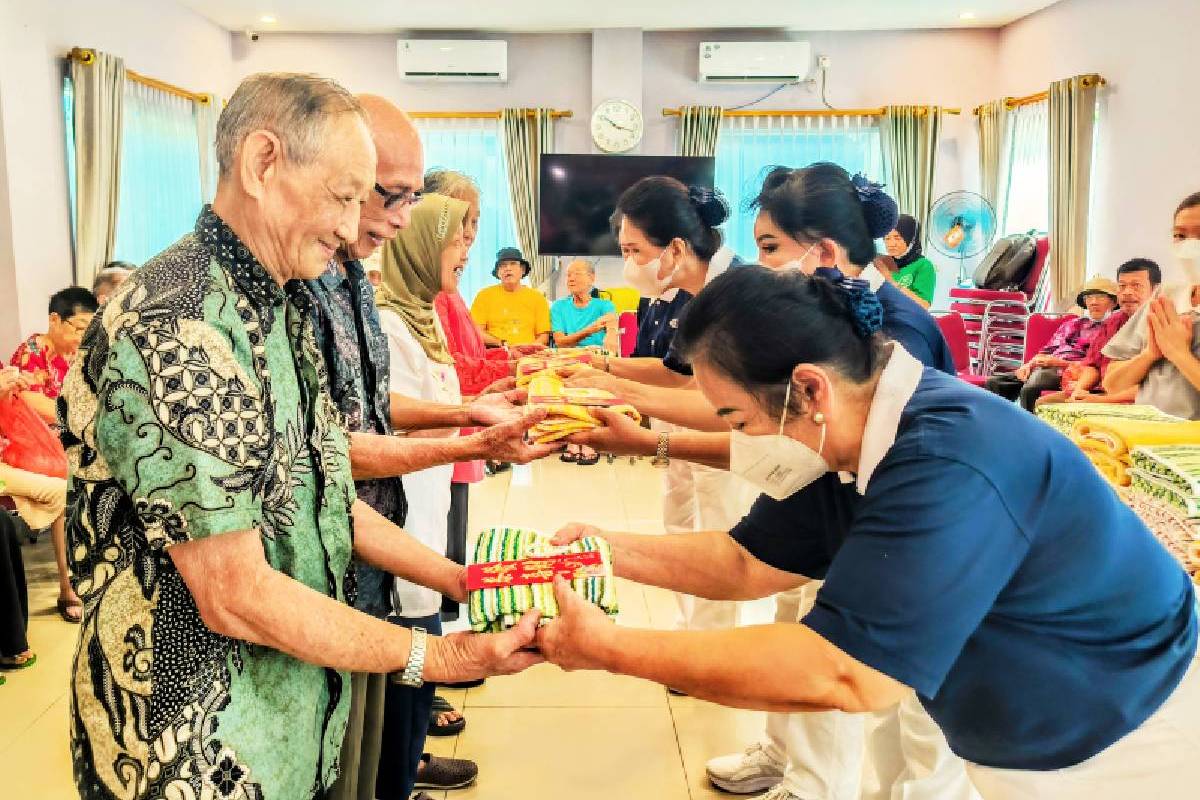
<box><xmin>1086</xmin><ymin>450</ymin><xmax>1130</xmax><ymax>486</ymax></box>
<box><xmin>1071</xmin><ymin>418</ymin><xmax>1200</xmax><ymax>460</ymax></box>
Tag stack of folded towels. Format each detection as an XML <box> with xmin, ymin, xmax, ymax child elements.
<box><xmin>1070</xmin><ymin>417</ymin><xmax>1200</xmax><ymax>487</ymax></box>
<box><xmin>522</xmin><ymin>370</ymin><xmax>641</xmax><ymax>444</ymax></box>
<box><xmin>1036</xmin><ymin>402</ymin><xmax>1179</xmax><ymax>437</ymax></box>
<box><xmin>1125</xmin><ymin>446</ymin><xmax>1200</xmax><ymax>584</ymax></box>
<box><xmin>514</xmin><ymin>348</ymin><xmax>602</xmax><ymax>387</ymax></box>
<box><xmin>468</xmin><ymin>526</ymin><xmax>619</xmax><ymax>632</ymax></box>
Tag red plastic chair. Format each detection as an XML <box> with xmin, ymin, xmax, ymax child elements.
<box><xmin>934</xmin><ymin>312</ymin><xmax>989</xmax><ymax>387</ymax></box>
<box><xmin>1024</xmin><ymin>313</ymin><xmax>1072</xmax><ymax>362</ymax></box>
<box><xmin>617</xmin><ymin>311</ymin><xmax>638</xmax><ymax>357</ymax></box>
<box><xmin>949</xmin><ymin>235</ymin><xmax>1051</xmax><ymax>376</ymax></box>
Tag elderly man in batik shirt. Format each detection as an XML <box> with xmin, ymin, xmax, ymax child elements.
<box><xmin>61</xmin><ymin>72</ymin><xmax>541</xmax><ymax>800</ymax></box>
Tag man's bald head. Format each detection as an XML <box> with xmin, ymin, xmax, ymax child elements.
<box><xmin>344</xmin><ymin>94</ymin><xmax>425</xmax><ymax>260</ymax></box>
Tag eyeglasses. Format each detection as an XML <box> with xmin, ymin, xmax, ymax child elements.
<box><xmin>375</xmin><ymin>184</ymin><xmax>422</xmax><ymax>210</ymax></box>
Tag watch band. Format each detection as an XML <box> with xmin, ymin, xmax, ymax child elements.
<box><xmin>397</xmin><ymin>626</ymin><xmax>428</xmax><ymax>688</ymax></box>
<box><xmin>651</xmin><ymin>431</ymin><xmax>670</xmax><ymax>467</ymax></box>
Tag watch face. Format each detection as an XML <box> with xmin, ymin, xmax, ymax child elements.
<box><xmin>591</xmin><ymin>100</ymin><xmax>644</xmax><ymax>153</ymax></box>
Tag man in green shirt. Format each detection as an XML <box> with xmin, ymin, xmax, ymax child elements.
<box><xmin>61</xmin><ymin>72</ymin><xmax>541</xmax><ymax>800</ymax></box>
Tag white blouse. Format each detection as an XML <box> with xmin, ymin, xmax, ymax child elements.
<box><xmin>379</xmin><ymin>309</ymin><xmax>462</xmax><ymax>619</ymax></box>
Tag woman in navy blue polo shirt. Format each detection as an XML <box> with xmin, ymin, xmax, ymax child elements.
<box><xmin>538</xmin><ymin>265</ymin><xmax>1200</xmax><ymax>799</ymax></box>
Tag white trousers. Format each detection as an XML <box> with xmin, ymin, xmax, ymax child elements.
<box><xmin>766</xmin><ymin>583</ymin><xmax>979</xmax><ymax>800</ymax></box>
<box><xmin>655</xmin><ymin>420</ymin><xmax>756</xmax><ymax>631</ymax></box>
<box><xmin>966</xmin><ymin>651</ymin><xmax>1200</xmax><ymax>799</ymax></box>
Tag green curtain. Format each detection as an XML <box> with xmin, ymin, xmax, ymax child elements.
<box><xmin>501</xmin><ymin>108</ymin><xmax>556</xmax><ymax>289</ymax></box>
<box><xmin>975</xmin><ymin>99</ymin><xmax>1009</xmax><ymax>225</ymax></box>
<box><xmin>880</xmin><ymin>105</ymin><xmax>943</xmax><ymax>234</ymax></box>
<box><xmin>70</xmin><ymin>48</ymin><xmax>125</xmax><ymax>287</ymax></box>
<box><xmin>1049</xmin><ymin>74</ymin><xmax>1102</xmax><ymax>305</ymax></box>
<box><xmin>677</xmin><ymin>105</ymin><xmax>723</xmax><ymax>157</ymax></box>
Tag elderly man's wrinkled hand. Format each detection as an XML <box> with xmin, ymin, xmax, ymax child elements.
<box><xmin>468</xmin><ymin>391</ymin><xmax>524</xmax><ymax>426</ymax></box>
<box><xmin>536</xmin><ymin>577</ymin><xmax>614</xmax><ymax>673</ymax></box>
<box><xmin>430</xmin><ymin>610</ymin><xmax>544</xmax><ymax>682</ymax></box>
<box><xmin>473</xmin><ymin>409</ymin><xmax>563</xmax><ymax>464</ymax></box>
<box><xmin>567</xmin><ymin>407</ymin><xmax>653</xmax><ymax>456</ymax></box>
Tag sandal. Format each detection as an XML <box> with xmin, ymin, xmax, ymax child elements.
<box><xmin>57</xmin><ymin>597</ymin><xmax>82</xmax><ymax>624</ymax></box>
<box><xmin>0</xmin><ymin>651</ymin><xmax>36</xmax><ymax>671</ymax></box>
<box><xmin>428</xmin><ymin>694</ymin><xmax>466</xmax><ymax>737</ymax></box>
<box><xmin>577</xmin><ymin>451</ymin><xmax>601</xmax><ymax>466</ymax></box>
<box><xmin>560</xmin><ymin>451</ymin><xmax>580</xmax><ymax>463</ymax></box>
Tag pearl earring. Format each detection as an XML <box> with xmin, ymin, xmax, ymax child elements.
<box><xmin>813</xmin><ymin>411</ymin><xmax>826</xmax><ymax>425</ymax></box>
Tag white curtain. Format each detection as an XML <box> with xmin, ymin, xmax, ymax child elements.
<box><xmin>69</xmin><ymin>49</ymin><xmax>125</xmax><ymax>287</ymax></box>
<box><xmin>416</xmin><ymin>117</ymin><xmax>521</xmax><ymax>305</ymax></box>
<box><xmin>113</xmin><ymin>80</ymin><xmax>204</xmax><ymax>264</ymax></box>
<box><xmin>1001</xmin><ymin>100</ymin><xmax>1049</xmax><ymax>236</ymax></box>
<box><xmin>501</xmin><ymin>108</ymin><xmax>557</xmax><ymax>289</ymax></box>
<box><xmin>715</xmin><ymin>114</ymin><xmax>883</xmax><ymax>260</ymax></box>
<box><xmin>196</xmin><ymin>94</ymin><xmax>220</xmax><ymax>204</ymax></box>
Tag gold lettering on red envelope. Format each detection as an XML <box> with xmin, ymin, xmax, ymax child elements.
<box><xmin>466</xmin><ymin>551</ymin><xmax>605</xmax><ymax>590</ymax></box>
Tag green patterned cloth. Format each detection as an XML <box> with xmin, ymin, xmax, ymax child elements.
<box><xmin>1035</xmin><ymin>403</ymin><xmax>1180</xmax><ymax>436</ymax></box>
<box><xmin>62</xmin><ymin>207</ymin><xmax>356</xmax><ymax>800</ymax></box>
<box><xmin>1129</xmin><ymin>445</ymin><xmax>1200</xmax><ymax>518</ymax></box>
<box><xmin>468</xmin><ymin>527</ymin><xmax>618</xmax><ymax>632</ymax></box>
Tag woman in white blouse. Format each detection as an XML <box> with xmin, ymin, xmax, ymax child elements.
<box><xmin>375</xmin><ymin>193</ymin><xmax>476</xmax><ymax>792</ymax></box>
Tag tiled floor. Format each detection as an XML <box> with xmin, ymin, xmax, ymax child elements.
<box><xmin>2</xmin><ymin>457</ymin><xmax>776</xmax><ymax>799</ymax></box>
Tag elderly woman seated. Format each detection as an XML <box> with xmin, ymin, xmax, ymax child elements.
<box><xmin>985</xmin><ymin>276</ymin><xmax>1119</xmax><ymax>411</ymax></box>
<box><xmin>550</xmin><ymin>260</ymin><xmax>618</xmax><ymax>465</ymax></box>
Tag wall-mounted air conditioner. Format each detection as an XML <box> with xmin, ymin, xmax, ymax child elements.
<box><xmin>397</xmin><ymin>39</ymin><xmax>507</xmax><ymax>83</ymax></box>
<box><xmin>699</xmin><ymin>41</ymin><xmax>812</xmax><ymax>83</ymax></box>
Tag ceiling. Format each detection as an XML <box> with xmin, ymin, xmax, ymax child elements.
<box><xmin>179</xmin><ymin>0</ymin><xmax>1062</xmax><ymax>34</ymax></box>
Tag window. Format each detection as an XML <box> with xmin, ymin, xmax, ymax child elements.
<box><xmin>715</xmin><ymin>115</ymin><xmax>884</xmax><ymax>261</ymax></box>
<box><xmin>1001</xmin><ymin>100</ymin><xmax>1049</xmax><ymax>235</ymax></box>
<box><xmin>63</xmin><ymin>77</ymin><xmax>205</xmax><ymax>266</ymax></box>
<box><xmin>416</xmin><ymin>119</ymin><xmax>520</xmax><ymax>306</ymax></box>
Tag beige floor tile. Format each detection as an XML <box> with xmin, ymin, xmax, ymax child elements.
<box><xmin>669</xmin><ymin>695</ymin><xmax>770</xmax><ymax>800</ymax></box>
<box><xmin>0</xmin><ymin>694</ymin><xmax>74</xmax><ymax>799</ymax></box>
<box><xmin>465</xmin><ymin>661</ymin><xmax>668</xmax><ymax>709</ymax></box>
<box><xmin>449</xmin><ymin>707</ymin><xmax>690</xmax><ymax>800</ymax></box>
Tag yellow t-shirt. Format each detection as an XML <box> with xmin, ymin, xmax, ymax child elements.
<box><xmin>470</xmin><ymin>284</ymin><xmax>552</xmax><ymax>345</ymax></box>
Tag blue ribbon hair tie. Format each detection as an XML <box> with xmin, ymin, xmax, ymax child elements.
<box><xmin>832</xmin><ymin>276</ymin><xmax>885</xmax><ymax>338</ymax></box>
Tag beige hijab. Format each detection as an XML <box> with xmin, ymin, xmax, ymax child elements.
<box><xmin>376</xmin><ymin>193</ymin><xmax>469</xmax><ymax>365</ymax></box>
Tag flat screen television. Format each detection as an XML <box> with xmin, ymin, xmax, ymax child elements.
<box><xmin>538</xmin><ymin>154</ymin><xmax>716</xmax><ymax>257</ymax></box>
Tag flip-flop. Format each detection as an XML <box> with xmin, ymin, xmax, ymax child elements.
<box><xmin>577</xmin><ymin>452</ymin><xmax>601</xmax><ymax>466</ymax></box>
<box><xmin>0</xmin><ymin>652</ymin><xmax>36</xmax><ymax>671</ymax></box>
<box><xmin>428</xmin><ymin>695</ymin><xmax>466</xmax><ymax>737</ymax></box>
<box><xmin>57</xmin><ymin>597</ymin><xmax>82</xmax><ymax>624</ymax></box>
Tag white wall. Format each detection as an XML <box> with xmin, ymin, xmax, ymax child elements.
<box><xmin>998</xmin><ymin>0</ymin><xmax>1200</xmax><ymax>279</ymax></box>
<box><xmin>0</xmin><ymin>0</ymin><xmax>232</xmax><ymax>355</ymax></box>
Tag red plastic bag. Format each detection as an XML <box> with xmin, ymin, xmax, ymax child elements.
<box><xmin>0</xmin><ymin>395</ymin><xmax>68</xmax><ymax>479</ymax></box>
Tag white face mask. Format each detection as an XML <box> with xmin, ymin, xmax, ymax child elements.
<box><xmin>1174</xmin><ymin>239</ymin><xmax>1200</xmax><ymax>284</ymax></box>
<box><xmin>623</xmin><ymin>250</ymin><xmax>677</xmax><ymax>297</ymax></box>
<box><xmin>729</xmin><ymin>379</ymin><xmax>831</xmax><ymax>501</ymax></box>
<box><xmin>777</xmin><ymin>244</ymin><xmax>818</xmax><ymax>274</ymax></box>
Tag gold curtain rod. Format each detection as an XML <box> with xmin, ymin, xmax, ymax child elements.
<box><xmin>663</xmin><ymin>106</ymin><xmax>960</xmax><ymax>118</ymax></box>
<box><xmin>408</xmin><ymin>109</ymin><xmax>573</xmax><ymax>120</ymax></box>
<box><xmin>69</xmin><ymin>48</ymin><xmax>211</xmax><ymax>105</ymax></box>
<box><xmin>973</xmin><ymin>74</ymin><xmax>1107</xmax><ymax>115</ymax></box>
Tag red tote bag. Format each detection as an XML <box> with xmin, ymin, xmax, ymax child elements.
<box><xmin>0</xmin><ymin>394</ymin><xmax>68</xmax><ymax>479</ymax></box>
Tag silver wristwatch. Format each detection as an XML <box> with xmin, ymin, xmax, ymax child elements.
<box><xmin>397</xmin><ymin>626</ymin><xmax>428</xmax><ymax>688</ymax></box>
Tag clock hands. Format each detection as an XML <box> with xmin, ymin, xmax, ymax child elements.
<box><xmin>601</xmin><ymin>115</ymin><xmax>634</xmax><ymax>133</ymax></box>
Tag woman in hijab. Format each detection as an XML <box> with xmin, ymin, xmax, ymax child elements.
<box><xmin>881</xmin><ymin>214</ymin><xmax>937</xmax><ymax>307</ymax></box>
<box><xmin>374</xmin><ymin>193</ymin><xmax>481</xmax><ymax>798</ymax></box>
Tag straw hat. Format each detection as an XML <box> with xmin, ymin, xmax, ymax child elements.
<box><xmin>1075</xmin><ymin>276</ymin><xmax>1119</xmax><ymax>308</ymax></box>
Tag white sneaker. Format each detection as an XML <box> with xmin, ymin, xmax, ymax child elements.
<box><xmin>705</xmin><ymin>742</ymin><xmax>786</xmax><ymax>794</ymax></box>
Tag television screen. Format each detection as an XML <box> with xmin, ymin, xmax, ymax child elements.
<box><xmin>538</xmin><ymin>154</ymin><xmax>716</xmax><ymax>257</ymax></box>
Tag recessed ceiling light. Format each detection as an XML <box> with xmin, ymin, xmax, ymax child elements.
<box><xmin>260</xmin><ymin>14</ymin><xmax>277</xmax><ymax>24</ymax></box>
<box><xmin>960</xmin><ymin>11</ymin><xmax>977</xmax><ymax>20</ymax></box>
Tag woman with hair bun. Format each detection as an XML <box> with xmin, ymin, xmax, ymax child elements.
<box><xmin>571</xmin><ymin>175</ymin><xmax>755</xmax><ymax>636</ymax></box>
<box><xmin>541</xmin><ymin>262</ymin><xmax>1200</xmax><ymax>800</ymax></box>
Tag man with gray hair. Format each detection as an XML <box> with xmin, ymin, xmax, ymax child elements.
<box><xmin>91</xmin><ymin>260</ymin><xmax>135</xmax><ymax>304</ymax></box>
<box><xmin>61</xmin><ymin>72</ymin><xmax>541</xmax><ymax>800</ymax></box>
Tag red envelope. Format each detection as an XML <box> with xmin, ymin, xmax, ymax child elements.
<box><xmin>467</xmin><ymin>551</ymin><xmax>605</xmax><ymax>590</ymax></box>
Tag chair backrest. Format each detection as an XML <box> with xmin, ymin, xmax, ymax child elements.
<box><xmin>617</xmin><ymin>311</ymin><xmax>638</xmax><ymax>357</ymax></box>
<box><xmin>1023</xmin><ymin>313</ymin><xmax>1072</xmax><ymax>362</ymax></box>
<box><xmin>934</xmin><ymin>312</ymin><xmax>972</xmax><ymax>374</ymax></box>
<box><xmin>1022</xmin><ymin>236</ymin><xmax>1051</xmax><ymax>298</ymax></box>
